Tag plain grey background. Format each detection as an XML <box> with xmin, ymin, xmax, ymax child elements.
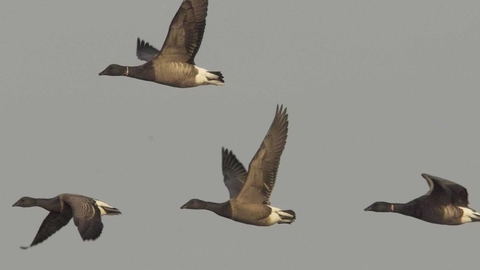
<box><xmin>1</xmin><ymin>0</ymin><xmax>480</xmax><ymax>269</ymax></box>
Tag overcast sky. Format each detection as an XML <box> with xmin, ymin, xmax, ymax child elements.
<box><xmin>2</xmin><ymin>1</ymin><xmax>480</xmax><ymax>269</ymax></box>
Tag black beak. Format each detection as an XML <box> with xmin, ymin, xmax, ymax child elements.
<box><xmin>364</xmin><ymin>206</ymin><xmax>372</xmax><ymax>211</ymax></box>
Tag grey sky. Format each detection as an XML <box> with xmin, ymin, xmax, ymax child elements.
<box><xmin>2</xmin><ymin>0</ymin><xmax>480</xmax><ymax>269</ymax></box>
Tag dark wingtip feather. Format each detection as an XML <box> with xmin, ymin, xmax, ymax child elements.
<box><xmin>276</xmin><ymin>104</ymin><xmax>287</xmax><ymax>115</ymax></box>
<box><xmin>79</xmin><ymin>221</ymin><xmax>104</xmax><ymax>241</ymax></box>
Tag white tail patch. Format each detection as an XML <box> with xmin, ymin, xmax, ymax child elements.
<box><xmin>267</xmin><ymin>206</ymin><xmax>283</xmax><ymax>224</ymax></box>
<box><xmin>267</xmin><ymin>206</ymin><xmax>295</xmax><ymax>225</ymax></box>
<box><xmin>459</xmin><ymin>207</ymin><xmax>480</xmax><ymax>223</ymax></box>
<box><xmin>194</xmin><ymin>66</ymin><xmax>224</xmax><ymax>86</ymax></box>
<box><xmin>95</xmin><ymin>200</ymin><xmax>115</xmax><ymax>216</ymax></box>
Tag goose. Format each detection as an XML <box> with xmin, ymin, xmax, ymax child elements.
<box><xmin>364</xmin><ymin>173</ymin><xmax>480</xmax><ymax>225</ymax></box>
<box><xmin>99</xmin><ymin>0</ymin><xmax>224</xmax><ymax>88</ymax></box>
<box><xmin>181</xmin><ymin>105</ymin><xmax>296</xmax><ymax>226</ymax></box>
<box><xmin>12</xmin><ymin>193</ymin><xmax>121</xmax><ymax>249</ymax></box>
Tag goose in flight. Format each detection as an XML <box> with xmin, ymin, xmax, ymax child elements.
<box><xmin>99</xmin><ymin>0</ymin><xmax>224</xmax><ymax>88</ymax></box>
<box><xmin>13</xmin><ymin>193</ymin><xmax>121</xmax><ymax>249</ymax></box>
<box><xmin>365</xmin><ymin>173</ymin><xmax>480</xmax><ymax>225</ymax></box>
<box><xmin>181</xmin><ymin>105</ymin><xmax>295</xmax><ymax>226</ymax></box>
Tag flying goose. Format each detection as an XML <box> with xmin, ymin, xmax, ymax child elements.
<box><xmin>99</xmin><ymin>0</ymin><xmax>224</xmax><ymax>88</ymax></box>
<box><xmin>13</xmin><ymin>194</ymin><xmax>121</xmax><ymax>249</ymax></box>
<box><xmin>364</xmin><ymin>173</ymin><xmax>480</xmax><ymax>225</ymax></box>
<box><xmin>181</xmin><ymin>105</ymin><xmax>296</xmax><ymax>226</ymax></box>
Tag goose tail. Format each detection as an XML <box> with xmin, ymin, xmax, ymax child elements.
<box><xmin>277</xmin><ymin>209</ymin><xmax>296</xmax><ymax>224</ymax></box>
<box><xmin>459</xmin><ymin>207</ymin><xmax>480</xmax><ymax>223</ymax></box>
<box><xmin>206</xmin><ymin>71</ymin><xmax>224</xmax><ymax>85</ymax></box>
<box><xmin>194</xmin><ymin>67</ymin><xmax>224</xmax><ymax>86</ymax></box>
<box><xmin>101</xmin><ymin>206</ymin><xmax>122</xmax><ymax>215</ymax></box>
<box><xmin>470</xmin><ymin>211</ymin><xmax>480</xmax><ymax>222</ymax></box>
<box><xmin>95</xmin><ymin>200</ymin><xmax>122</xmax><ymax>216</ymax></box>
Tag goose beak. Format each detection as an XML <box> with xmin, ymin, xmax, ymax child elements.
<box><xmin>180</xmin><ymin>203</ymin><xmax>187</xmax><ymax>209</ymax></box>
<box><xmin>99</xmin><ymin>70</ymin><xmax>106</xmax><ymax>76</ymax></box>
<box><xmin>364</xmin><ymin>205</ymin><xmax>372</xmax><ymax>211</ymax></box>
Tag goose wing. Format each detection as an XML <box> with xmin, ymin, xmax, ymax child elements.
<box><xmin>222</xmin><ymin>147</ymin><xmax>247</xmax><ymax>198</ymax></box>
<box><xmin>155</xmin><ymin>0</ymin><xmax>208</xmax><ymax>64</ymax></box>
<box><xmin>236</xmin><ymin>105</ymin><xmax>289</xmax><ymax>204</ymax></box>
<box><xmin>136</xmin><ymin>38</ymin><xmax>160</xmax><ymax>62</ymax></box>
<box><xmin>422</xmin><ymin>173</ymin><xmax>469</xmax><ymax>206</ymax></box>
<box><xmin>21</xmin><ymin>206</ymin><xmax>72</xmax><ymax>249</ymax></box>
<box><xmin>62</xmin><ymin>195</ymin><xmax>104</xmax><ymax>241</ymax></box>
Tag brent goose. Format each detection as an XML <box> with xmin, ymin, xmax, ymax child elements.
<box><xmin>181</xmin><ymin>105</ymin><xmax>296</xmax><ymax>226</ymax></box>
<box><xmin>365</xmin><ymin>173</ymin><xmax>480</xmax><ymax>225</ymax></box>
<box><xmin>99</xmin><ymin>0</ymin><xmax>224</xmax><ymax>88</ymax></box>
<box><xmin>13</xmin><ymin>194</ymin><xmax>121</xmax><ymax>249</ymax></box>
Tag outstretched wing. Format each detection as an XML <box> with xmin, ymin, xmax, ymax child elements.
<box><xmin>74</xmin><ymin>211</ymin><xmax>104</xmax><ymax>241</ymax></box>
<box><xmin>63</xmin><ymin>195</ymin><xmax>104</xmax><ymax>241</ymax></box>
<box><xmin>156</xmin><ymin>0</ymin><xmax>208</xmax><ymax>64</ymax></box>
<box><xmin>422</xmin><ymin>173</ymin><xmax>469</xmax><ymax>206</ymax></box>
<box><xmin>136</xmin><ymin>38</ymin><xmax>160</xmax><ymax>62</ymax></box>
<box><xmin>222</xmin><ymin>147</ymin><xmax>247</xmax><ymax>198</ymax></box>
<box><xmin>236</xmin><ymin>105</ymin><xmax>289</xmax><ymax>204</ymax></box>
<box><xmin>21</xmin><ymin>207</ymin><xmax>72</xmax><ymax>249</ymax></box>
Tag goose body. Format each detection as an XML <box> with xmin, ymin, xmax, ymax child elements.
<box><xmin>181</xmin><ymin>105</ymin><xmax>296</xmax><ymax>226</ymax></box>
<box><xmin>365</xmin><ymin>173</ymin><xmax>480</xmax><ymax>225</ymax></box>
<box><xmin>99</xmin><ymin>0</ymin><xmax>224</xmax><ymax>88</ymax></box>
<box><xmin>13</xmin><ymin>193</ymin><xmax>121</xmax><ymax>249</ymax></box>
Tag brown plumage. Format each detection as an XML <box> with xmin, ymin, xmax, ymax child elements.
<box><xmin>99</xmin><ymin>0</ymin><xmax>224</xmax><ymax>88</ymax></box>
<box><xmin>181</xmin><ymin>105</ymin><xmax>295</xmax><ymax>226</ymax></box>
<box><xmin>13</xmin><ymin>194</ymin><xmax>121</xmax><ymax>249</ymax></box>
<box><xmin>222</xmin><ymin>148</ymin><xmax>247</xmax><ymax>199</ymax></box>
<box><xmin>365</xmin><ymin>174</ymin><xmax>480</xmax><ymax>225</ymax></box>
